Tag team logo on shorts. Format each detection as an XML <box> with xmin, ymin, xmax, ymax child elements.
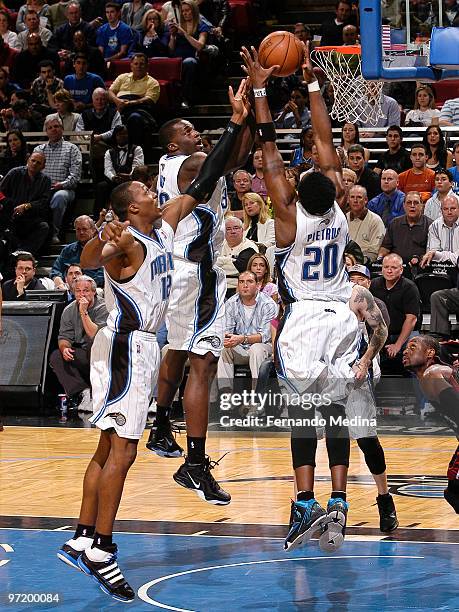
<box><xmin>197</xmin><ymin>335</ymin><xmax>221</xmax><ymax>348</ymax></box>
<box><xmin>107</xmin><ymin>412</ymin><xmax>126</xmax><ymax>426</ymax></box>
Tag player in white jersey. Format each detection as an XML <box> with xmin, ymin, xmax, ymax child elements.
<box><xmin>242</xmin><ymin>43</ymin><xmax>362</xmax><ymax>553</ymax></box>
<box><xmin>147</xmin><ymin>88</ymin><xmax>255</xmax><ymax>506</ymax></box>
<box><xmin>56</xmin><ymin>85</ymin><xmax>249</xmax><ymax>603</ymax></box>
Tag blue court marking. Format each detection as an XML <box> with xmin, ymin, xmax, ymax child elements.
<box><xmin>0</xmin><ymin>529</ymin><xmax>458</xmax><ymax>611</ymax></box>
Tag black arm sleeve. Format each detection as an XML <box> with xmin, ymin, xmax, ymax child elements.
<box><xmin>185</xmin><ymin>121</ymin><xmax>243</xmax><ymax>202</ymax></box>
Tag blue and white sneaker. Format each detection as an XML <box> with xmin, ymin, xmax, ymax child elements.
<box><xmin>57</xmin><ymin>536</ymin><xmax>93</xmax><ymax>571</ymax></box>
<box><xmin>284</xmin><ymin>499</ymin><xmax>327</xmax><ymax>551</ymax></box>
<box><xmin>78</xmin><ymin>544</ymin><xmax>135</xmax><ymax>603</ymax></box>
<box><xmin>319</xmin><ymin>497</ymin><xmax>349</xmax><ymax>553</ymax></box>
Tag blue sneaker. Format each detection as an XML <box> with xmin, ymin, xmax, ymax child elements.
<box><xmin>78</xmin><ymin>545</ymin><xmax>135</xmax><ymax>603</ymax></box>
<box><xmin>319</xmin><ymin>497</ymin><xmax>349</xmax><ymax>553</ymax></box>
<box><xmin>284</xmin><ymin>499</ymin><xmax>326</xmax><ymax>551</ymax></box>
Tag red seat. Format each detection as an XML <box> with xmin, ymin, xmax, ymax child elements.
<box><xmin>107</xmin><ymin>59</ymin><xmax>132</xmax><ymax>81</ymax></box>
<box><xmin>147</xmin><ymin>57</ymin><xmax>181</xmax><ymax>81</ymax></box>
<box><xmin>149</xmin><ymin>59</ymin><xmax>182</xmax><ymax>111</ymax></box>
<box><xmin>432</xmin><ymin>80</ymin><xmax>459</xmax><ymax>108</ymax></box>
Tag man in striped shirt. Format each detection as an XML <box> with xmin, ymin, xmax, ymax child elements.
<box><xmin>420</xmin><ymin>195</ymin><xmax>459</xmax><ymax>267</ymax></box>
<box><xmin>34</xmin><ymin>115</ymin><xmax>82</xmax><ymax>243</ymax></box>
<box><xmin>439</xmin><ymin>96</ymin><xmax>459</xmax><ymax>126</ymax></box>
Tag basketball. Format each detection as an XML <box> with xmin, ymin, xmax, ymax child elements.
<box><xmin>258</xmin><ymin>31</ymin><xmax>304</xmax><ymax>77</ymax></box>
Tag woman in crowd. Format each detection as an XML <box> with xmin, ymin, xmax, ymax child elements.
<box><xmin>0</xmin><ymin>129</ymin><xmax>28</xmax><ymax>177</ymax></box>
<box><xmin>121</xmin><ymin>0</ymin><xmax>153</xmax><ymax>32</ymax></box>
<box><xmin>0</xmin><ymin>10</ymin><xmax>20</xmax><ymax>50</ymax></box>
<box><xmin>405</xmin><ymin>85</ymin><xmax>440</xmax><ymax>127</ymax></box>
<box><xmin>46</xmin><ymin>89</ymin><xmax>80</xmax><ymax>132</ymax></box>
<box><xmin>242</xmin><ymin>192</ymin><xmax>275</xmax><ymax>249</ymax></box>
<box><xmin>168</xmin><ymin>0</ymin><xmax>210</xmax><ymax>108</ymax></box>
<box><xmin>337</xmin><ymin>122</ymin><xmax>370</xmax><ymax>166</ymax></box>
<box><xmin>247</xmin><ymin>253</ymin><xmax>278</xmax><ymax>302</ymax></box>
<box><xmin>422</xmin><ymin>124</ymin><xmax>453</xmax><ymax>170</ymax></box>
<box><xmin>290</xmin><ymin>125</ymin><xmax>314</xmax><ymax>169</ymax></box>
<box><xmin>139</xmin><ymin>9</ymin><xmax>170</xmax><ymax>57</ymax></box>
<box><xmin>251</xmin><ymin>147</ymin><xmax>267</xmax><ymax>200</ymax></box>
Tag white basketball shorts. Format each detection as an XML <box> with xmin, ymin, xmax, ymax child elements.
<box><xmin>276</xmin><ymin>299</ymin><xmax>360</xmax><ymax>403</ymax></box>
<box><xmin>166</xmin><ymin>260</ymin><xmax>226</xmax><ymax>356</ymax></box>
<box><xmin>90</xmin><ymin>327</ymin><xmax>159</xmax><ymax>440</ymax></box>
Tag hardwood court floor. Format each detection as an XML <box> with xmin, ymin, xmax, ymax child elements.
<box><xmin>0</xmin><ymin>426</ymin><xmax>456</xmax><ymax>531</ymax></box>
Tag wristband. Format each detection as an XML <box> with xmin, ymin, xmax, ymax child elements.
<box><xmin>226</xmin><ymin>120</ymin><xmax>243</xmax><ymax>135</ymax></box>
<box><xmin>98</xmin><ymin>228</ymin><xmax>107</xmax><ymax>243</ymax></box>
<box><xmin>253</xmin><ymin>87</ymin><xmax>267</xmax><ymax>98</ymax></box>
<box><xmin>256</xmin><ymin>122</ymin><xmax>277</xmax><ymax>143</ymax></box>
<box><xmin>307</xmin><ymin>81</ymin><xmax>320</xmax><ymax>93</ymax></box>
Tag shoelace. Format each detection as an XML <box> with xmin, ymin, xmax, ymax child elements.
<box><xmin>207</xmin><ymin>451</ymin><xmax>229</xmax><ymax>471</ymax></box>
<box><xmin>201</xmin><ymin>453</ymin><xmax>230</xmax><ymax>491</ymax></box>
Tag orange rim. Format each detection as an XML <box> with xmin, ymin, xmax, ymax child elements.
<box><xmin>313</xmin><ymin>45</ymin><xmax>361</xmax><ymax>55</ymax></box>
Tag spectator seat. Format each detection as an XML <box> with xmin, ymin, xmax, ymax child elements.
<box><xmin>414</xmin><ymin>272</ymin><xmax>453</xmax><ymax>313</ymax></box>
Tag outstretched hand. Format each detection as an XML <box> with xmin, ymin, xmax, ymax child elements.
<box><xmin>228</xmin><ymin>77</ymin><xmax>250</xmax><ymax>121</ymax></box>
<box><xmin>240</xmin><ymin>45</ymin><xmax>278</xmax><ymax>89</ymax></box>
<box><xmin>301</xmin><ymin>41</ymin><xmax>316</xmax><ymax>84</ymax></box>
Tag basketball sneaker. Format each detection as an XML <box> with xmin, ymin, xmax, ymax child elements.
<box><xmin>376</xmin><ymin>493</ymin><xmax>399</xmax><ymax>532</ymax></box>
<box><xmin>173</xmin><ymin>455</ymin><xmax>231</xmax><ymax>505</ymax></box>
<box><xmin>319</xmin><ymin>497</ymin><xmax>349</xmax><ymax>553</ymax></box>
<box><xmin>77</xmin><ymin>544</ymin><xmax>135</xmax><ymax>603</ymax></box>
<box><xmin>57</xmin><ymin>536</ymin><xmax>93</xmax><ymax>571</ymax></box>
<box><xmin>146</xmin><ymin>422</ymin><xmax>183</xmax><ymax>458</ymax></box>
<box><xmin>284</xmin><ymin>499</ymin><xmax>327</xmax><ymax>552</ymax></box>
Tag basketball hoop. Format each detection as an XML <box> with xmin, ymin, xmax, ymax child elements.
<box><xmin>311</xmin><ymin>46</ymin><xmax>385</xmax><ymax>126</ymax></box>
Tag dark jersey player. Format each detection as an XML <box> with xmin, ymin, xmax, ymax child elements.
<box><xmin>403</xmin><ymin>335</ymin><xmax>459</xmax><ymax>514</ymax></box>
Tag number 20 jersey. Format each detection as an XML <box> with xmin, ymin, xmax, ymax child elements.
<box><xmin>276</xmin><ymin>202</ymin><xmax>352</xmax><ymax>304</ymax></box>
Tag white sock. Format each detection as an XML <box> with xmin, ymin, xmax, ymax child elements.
<box><xmin>85</xmin><ymin>545</ymin><xmax>113</xmax><ymax>563</ymax></box>
<box><xmin>66</xmin><ymin>535</ymin><xmax>93</xmax><ymax>551</ymax></box>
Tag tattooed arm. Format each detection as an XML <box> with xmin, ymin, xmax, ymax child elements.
<box><xmin>349</xmin><ymin>284</ymin><xmax>388</xmax><ymax>381</ymax></box>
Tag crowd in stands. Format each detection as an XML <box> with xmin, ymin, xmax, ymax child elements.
<box><xmin>3</xmin><ymin>0</ymin><xmax>459</xmax><ymax>415</ymax></box>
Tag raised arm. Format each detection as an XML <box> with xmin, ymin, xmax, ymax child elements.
<box><xmin>301</xmin><ymin>43</ymin><xmax>344</xmax><ymax>201</ymax></box>
<box><xmin>349</xmin><ymin>284</ymin><xmax>388</xmax><ymax>381</ymax></box>
<box><xmin>240</xmin><ymin>46</ymin><xmax>297</xmax><ymax>247</ymax></box>
<box><xmin>163</xmin><ymin>80</ymin><xmax>250</xmax><ymax>232</ymax></box>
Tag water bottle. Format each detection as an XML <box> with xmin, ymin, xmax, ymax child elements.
<box><xmin>58</xmin><ymin>394</ymin><xmax>68</xmax><ymax>423</ymax></box>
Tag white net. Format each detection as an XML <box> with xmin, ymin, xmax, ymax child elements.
<box><xmin>311</xmin><ymin>48</ymin><xmax>385</xmax><ymax>126</ymax></box>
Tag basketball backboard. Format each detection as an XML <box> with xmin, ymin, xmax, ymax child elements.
<box><xmin>360</xmin><ymin>0</ymin><xmax>459</xmax><ymax>80</ymax></box>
